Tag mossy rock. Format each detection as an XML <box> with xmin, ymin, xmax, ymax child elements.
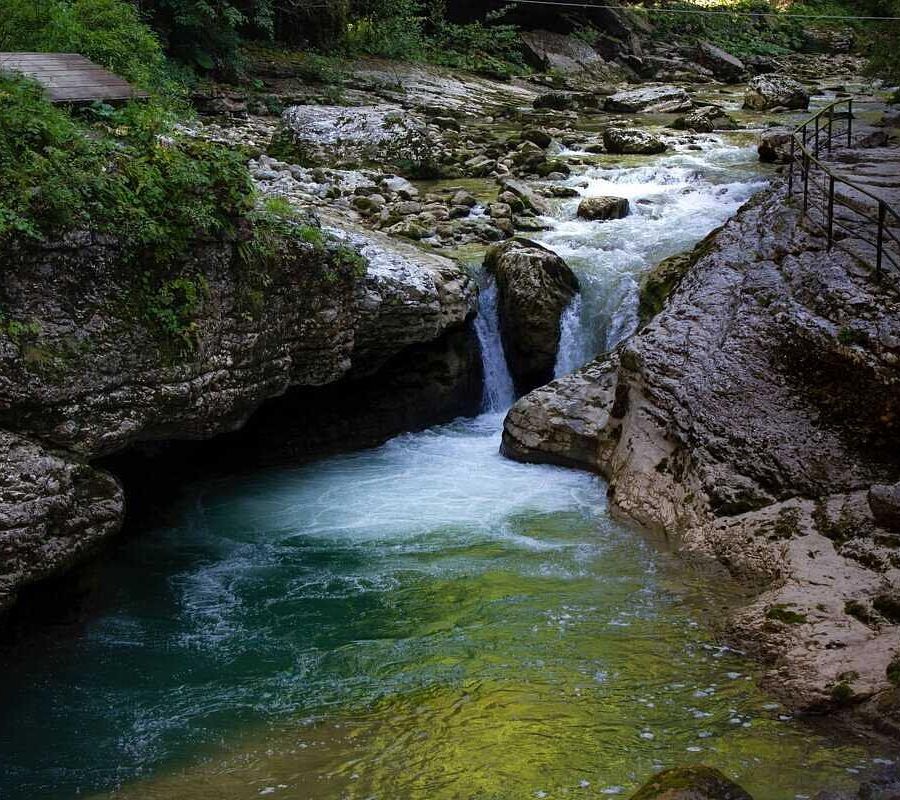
<box><xmin>630</xmin><ymin>765</ymin><xmax>753</xmax><ymax>800</ymax></box>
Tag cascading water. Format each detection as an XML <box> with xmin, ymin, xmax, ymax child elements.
<box><xmin>473</xmin><ymin>277</ymin><xmax>517</xmax><ymax>412</ymax></box>
<box><xmin>553</xmin><ymin>294</ymin><xmax>586</xmax><ymax>379</ymax></box>
<box><xmin>0</xmin><ymin>132</ymin><xmax>888</xmax><ymax>800</ymax></box>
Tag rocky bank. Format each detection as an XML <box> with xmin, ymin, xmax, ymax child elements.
<box><xmin>502</xmin><ymin>179</ymin><xmax>900</xmax><ymax>724</ymax></box>
<box><xmin>0</xmin><ymin>219</ymin><xmax>477</xmax><ymax>612</ymax></box>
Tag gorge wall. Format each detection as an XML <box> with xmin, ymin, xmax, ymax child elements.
<box><xmin>0</xmin><ymin>220</ymin><xmax>479</xmax><ymax>613</ymax></box>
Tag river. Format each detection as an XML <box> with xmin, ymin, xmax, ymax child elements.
<box><xmin>0</xmin><ymin>129</ymin><xmax>891</xmax><ymax>800</ymax></box>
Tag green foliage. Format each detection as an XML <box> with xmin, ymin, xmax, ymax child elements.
<box><xmin>0</xmin><ymin>0</ymin><xmax>172</xmax><ymax>90</ymax></box>
<box><xmin>765</xmin><ymin>604</ymin><xmax>807</xmax><ymax>624</ymax></box>
<box><xmin>140</xmin><ymin>273</ymin><xmax>208</xmax><ymax>345</ymax></box>
<box><xmin>646</xmin><ymin>0</ymin><xmax>861</xmax><ymax>57</ymax></box>
<box><xmin>0</xmin><ymin>74</ymin><xmax>253</xmax><ymax>257</ymax></box>
<box><xmin>888</xmin><ymin>654</ymin><xmax>900</xmax><ymax>686</ymax></box>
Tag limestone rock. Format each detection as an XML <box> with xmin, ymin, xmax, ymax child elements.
<box><xmin>280</xmin><ymin>104</ymin><xmax>431</xmax><ymax>166</ymax></box>
<box><xmin>0</xmin><ymin>431</ymin><xmax>124</xmax><ymax>611</ymax></box>
<box><xmin>673</xmin><ymin>105</ymin><xmax>739</xmax><ymax>133</ymax></box>
<box><xmin>604</xmin><ymin>85</ymin><xmax>693</xmax><ymax>114</ymax></box>
<box><xmin>577</xmin><ymin>195</ymin><xmax>630</xmax><ymax>221</ymax></box>
<box><xmin>630</xmin><ymin>766</ymin><xmax>753</xmax><ymax>800</ymax></box>
<box><xmin>743</xmin><ymin>75</ymin><xmax>810</xmax><ymax>111</ymax></box>
<box><xmin>534</xmin><ymin>91</ymin><xmax>578</xmax><ymax>111</ymax></box>
<box><xmin>520</xmin><ymin>29</ymin><xmax>610</xmax><ymax>76</ymax></box>
<box><xmin>498</xmin><ymin>177</ymin><xmax>551</xmax><ymax>215</ymax></box>
<box><xmin>485</xmin><ymin>238</ymin><xmax>579</xmax><ymax>393</ymax></box>
<box><xmin>603</xmin><ymin>127</ymin><xmax>667</xmax><ymax>155</ymax></box>
<box><xmin>696</xmin><ymin>41</ymin><xmax>748</xmax><ymax>84</ymax></box>
<box><xmin>869</xmin><ymin>482</ymin><xmax>900</xmax><ymax>531</ymax></box>
<box><xmin>757</xmin><ymin>129</ymin><xmax>794</xmax><ymax>163</ymax></box>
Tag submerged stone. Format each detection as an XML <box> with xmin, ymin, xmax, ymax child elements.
<box><xmin>630</xmin><ymin>766</ymin><xmax>753</xmax><ymax>800</ymax></box>
<box><xmin>577</xmin><ymin>195</ymin><xmax>630</xmax><ymax>221</ymax></box>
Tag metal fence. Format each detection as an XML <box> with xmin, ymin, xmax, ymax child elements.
<box><xmin>787</xmin><ymin>97</ymin><xmax>899</xmax><ymax>279</ymax></box>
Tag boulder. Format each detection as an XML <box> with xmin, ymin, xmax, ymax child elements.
<box><xmin>630</xmin><ymin>766</ymin><xmax>753</xmax><ymax>800</ymax></box>
<box><xmin>577</xmin><ymin>196</ymin><xmax>630</xmax><ymax>221</ymax></box>
<box><xmin>604</xmin><ymin>85</ymin><xmax>693</xmax><ymax>114</ymax></box>
<box><xmin>520</xmin><ymin>29</ymin><xmax>609</xmax><ymax>76</ymax></box>
<box><xmin>743</xmin><ymin>75</ymin><xmax>810</xmax><ymax>111</ymax></box>
<box><xmin>697</xmin><ymin>41</ymin><xmax>748</xmax><ymax>83</ymax></box>
<box><xmin>869</xmin><ymin>483</ymin><xmax>900</xmax><ymax>531</ymax></box>
<box><xmin>603</xmin><ymin>127</ymin><xmax>667</xmax><ymax>155</ymax></box>
<box><xmin>522</xmin><ymin>128</ymin><xmax>553</xmax><ymax>149</ymax></box>
<box><xmin>485</xmin><ymin>238</ymin><xmax>580</xmax><ymax>393</ymax></box>
<box><xmin>673</xmin><ymin>105</ymin><xmax>739</xmax><ymax>133</ymax></box>
<box><xmin>758</xmin><ymin>129</ymin><xmax>794</xmax><ymax>163</ymax></box>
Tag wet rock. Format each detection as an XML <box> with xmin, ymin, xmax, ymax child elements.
<box><xmin>758</xmin><ymin>129</ymin><xmax>794</xmax><ymax>163</ymax></box>
<box><xmin>603</xmin><ymin>127</ymin><xmax>667</xmax><ymax>155</ymax></box>
<box><xmin>743</xmin><ymin>75</ymin><xmax>810</xmax><ymax>111</ymax></box>
<box><xmin>382</xmin><ymin>175</ymin><xmax>419</xmax><ymax>199</ymax></box>
<box><xmin>534</xmin><ymin>91</ymin><xmax>579</xmax><ymax>111</ymax></box>
<box><xmin>673</xmin><ymin>105</ymin><xmax>738</xmax><ymax>133</ymax></box>
<box><xmin>488</xmin><ymin>203</ymin><xmax>512</xmax><ymax>218</ymax></box>
<box><xmin>745</xmin><ymin>55</ymin><xmax>777</xmax><ymax>75</ymax></box>
<box><xmin>522</xmin><ymin>128</ymin><xmax>553</xmax><ymax>149</ymax></box>
<box><xmin>630</xmin><ymin>765</ymin><xmax>753</xmax><ymax>800</ymax></box>
<box><xmin>697</xmin><ymin>41</ymin><xmax>748</xmax><ymax>83</ymax></box>
<box><xmin>520</xmin><ymin>29</ymin><xmax>613</xmax><ymax>77</ymax></box>
<box><xmin>0</xmin><ymin>431</ymin><xmax>124</xmax><ymax>611</ymax></box>
<box><xmin>485</xmin><ymin>238</ymin><xmax>579</xmax><ymax>393</ymax></box>
<box><xmin>499</xmin><ymin>177</ymin><xmax>551</xmax><ymax>215</ymax></box>
<box><xmin>451</xmin><ymin>190</ymin><xmax>478</xmax><ymax>208</ymax></box>
<box><xmin>577</xmin><ymin>195</ymin><xmax>629</xmax><ymax>221</ymax></box>
<box><xmin>869</xmin><ymin>483</ymin><xmax>900</xmax><ymax>531</ymax></box>
<box><xmin>604</xmin><ymin>85</ymin><xmax>693</xmax><ymax>114</ymax></box>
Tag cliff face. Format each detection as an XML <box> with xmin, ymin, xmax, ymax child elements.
<box><xmin>502</xmin><ymin>185</ymin><xmax>900</xmax><ymax>713</ymax></box>
<box><xmin>0</xmin><ymin>221</ymin><xmax>477</xmax><ymax>611</ymax></box>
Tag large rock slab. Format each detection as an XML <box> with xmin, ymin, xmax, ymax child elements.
<box><xmin>743</xmin><ymin>75</ymin><xmax>810</xmax><ymax>111</ymax></box>
<box><xmin>0</xmin><ymin>431</ymin><xmax>124</xmax><ymax>611</ymax></box>
<box><xmin>604</xmin><ymin>85</ymin><xmax>693</xmax><ymax>113</ymax></box>
<box><xmin>485</xmin><ymin>238</ymin><xmax>579</xmax><ymax>394</ymax></box>
<box><xmin>0</xmin><ymin>219</ymin><xmax>476</xmax><ymax>458</ymax></box>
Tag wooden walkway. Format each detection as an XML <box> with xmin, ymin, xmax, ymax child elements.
<box><xmin>0</xmin><ymin>52</ymin><xmax>147</xmax><ymax>103</ymax></box>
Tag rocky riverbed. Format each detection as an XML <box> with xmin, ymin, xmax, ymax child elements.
<box><xmin>2</xmin><ymin>19</ymin><xmax>900</xmax><ymax>800</ymax></box>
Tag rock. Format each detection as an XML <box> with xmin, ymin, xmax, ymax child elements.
<box><xmin>0</xmin><ymin>431</ymin><xmax>124</xmax><ymax>611</ymax></box>
<box><xmin>280</xmin><ymin>104</ymin><xmax>431</xmax><ymax>166</ymax></box>
<box><xmin>522</xmin><ymin>128</ymin><xmax>553</xmax><ymax>148</ymax></box>
<box><xmin>498</xmin><ymin>177</ymin><xmax>551</xmax><ymax>215</ymax></box>
<box><xmin>603</xmin><ymin>127</ymin><xmax>667</xmax><ymax>155</ymax></box>
<box><xmin>577</xmin><ymin>196</ymin><xmax>630</xmax><ymax>221</ymax></box>
<box><xmin>745</xmin><ymin>55</ymin><xmax>777</xmax><ymax>75</ymax></box>
<box><xmin>488</xmin><ymin>203</ymin><xmax>512</xmax><ymax>218</ymax></box>
<box><xmin>534</xmin><ymin>91</ymin><xmax>579</xmax><ymax>111</ymax></box>
<box><xmin>696</xmin><ymin>41</ymin><xmax>748</xmax><ymax>83</ymax></box>
<box><xmin>758</xmin><ymin>129</ymin><xmax>794</xmax><ymax>163</ymax></box>
<box><xmin>869</xmin><ymin>483</ymin><xmax>900</xmax><ymax>531</ymax></box>
<box><xmin>630</xmin><ymin>766</ymin><xmax>753</xmax><ymax>800</ymax></box>
<box><xmin>743</xmin><ymin>75</ymin><xmax>810</xmax><ymax>111</ymax></box>
<box><xmin>382</xmin><ymin>175</ymin><xmax>419</xmax><ymax>199</ymax></box>
<box><xmin>386</xmin><ymin>219</ymin><xmax>433</xmax><ymax>240</ymax></box>
<box><xmin>485</xmin><ymin>238</ymin><xmax>580</xmax><ymax>393</ymax></box>
<box><xmin>604</xmin><ymin>85</ymin><xmax>693</xmax><ymax>114</ymax></box>
<box><xmin>673</xmin><ymin>105</ymin><xmax>738</xmax><ymax>133</ymax></box>
<box><xmin>451</xmin><ymin>190</ymin><xmax>478</xmax><ymax>208</ymax></box>
<box><xmin>520</xmin><ymin>29</ymin><xmax>613</xmax><ymax>77</ymax></box>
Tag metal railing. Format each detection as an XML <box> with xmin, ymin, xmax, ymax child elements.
<box><xmin>787</xmin><ymin>97</ymin><xmax>900</xmax><ymax>279</ymax></box>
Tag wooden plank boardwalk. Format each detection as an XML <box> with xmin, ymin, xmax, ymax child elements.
<box><xmin>0</xmin><ymin>52</ymin><xmax>148</xmax><ymax>103</ymax></box>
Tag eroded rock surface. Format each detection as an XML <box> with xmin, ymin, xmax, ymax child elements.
<box><xmin>603</xmin><ymin>127</ymin><xmax>667</xmax><ymax>155</ymax></box>
<box><xmin>743</xmin><ymin>75</ymin><xmax>810</xmax><ymax>110</ymax></box>
<box><xmin>0</xmin><ymin>431</ymin><xmax>124</xmax><ymax>611</ymax></box>
<box><xmin>604</xmin><ymin>85</ymin><xmax>693</xmax><ymax>113</ymax></box>
<box><xmin>503</xmin><ymin>184</ymin><xmax>900</xmax><ymax>710</ymax></box>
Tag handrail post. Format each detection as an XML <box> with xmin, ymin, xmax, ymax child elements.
<box><xmin>876</xmin><ymin>201</ymin><xmax>886</xmax><ymax>279</ymax></box>
<box><xmin>788</xmin><ymin>136</ymin><xmax>795</xmax><ymax>195</ymax></box>
<box><xmin>827</xmin><ymin>107</ymin><xmax>833</xmax><ymax>153</ymax></box>
<box><xmin>847</xmin><ymin>98</ymin><xmax>853</xmax><ymax>146</ymax></box>
<box><xmin>827</xmin><ymin>176</ymin><xmax>835</xmax><ymax>249</ymax></box>
<box><xmin>803</xmin><ymin>153</ymin><xmax>810</xmax><ymax>215</ymax></box>
<box><xmin>815</xmin><ymin>115</ymin><xmax>820</xmax><ymax>157</ymax></box>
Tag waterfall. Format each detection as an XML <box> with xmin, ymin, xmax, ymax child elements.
<box><xmin>474</xmin><ymin>278</ymin><xmax>517</xmax><ymax>413</ymax></box>
<box><xmin>553</xmin><ymin>295</ymin><xmax>586</xmax><ymax>379</ymax></box>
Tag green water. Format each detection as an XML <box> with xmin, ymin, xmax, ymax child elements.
<box><xmin>0</xmin><ymin>415</ymin><xmax>885</xmax><ymax>800</ymax></box>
